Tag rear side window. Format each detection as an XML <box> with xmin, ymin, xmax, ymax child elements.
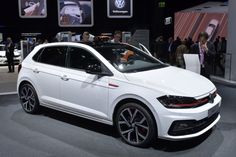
<box><xmin>32</xmin><ymin>48</ymin><xmax>44</xmax><ymax>61</ymax></box>
<box><xmin>34</xmin><ymin>46</ymin><xmax>67</xmax><ymax>67</ymax></box>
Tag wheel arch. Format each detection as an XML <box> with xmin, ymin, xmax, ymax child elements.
<box><xmin>18</xmin><ymin>80</ymin><xmax>33</xmax><ymax>88</ymax></box>
<box><xmin>17</xmin><ymin>78</ymin><xmax>39</xmax><ymax>96</ymax></box>
<box><xmin>111</xmin><ymin>96</ymin><xmax>160</xmax><ymax>136</ymax></box>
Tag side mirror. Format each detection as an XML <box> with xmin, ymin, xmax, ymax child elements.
<box><xmin>86</xmin><ymin>63</ymin><xmax>113</xmax><ymax>76</ymax></box>
<box><xmin>86</xmin><ymin>63</ymin><xmax>102</xmax><ymax>75</ymax></box>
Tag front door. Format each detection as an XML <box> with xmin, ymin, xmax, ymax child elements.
<box><xmin>60</xmin><ymin>46</ymin><xmax>109</xmax><ymax>120</ymax></box>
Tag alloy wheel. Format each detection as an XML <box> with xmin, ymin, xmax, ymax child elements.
<box><xmin>19</xmin><ymin>84</ymin><xmax>36</xmax><ymax>112</ymax></box>
<box><xmin>117</xmin><ymin>107</ymin><xmax>150</xmax><ymax>144</ymax></box>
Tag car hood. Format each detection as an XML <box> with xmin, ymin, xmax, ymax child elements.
<box><xmin>124</xmin><ymin>66</ymin><xmax>216</xmax><ymax>98</ymax></box>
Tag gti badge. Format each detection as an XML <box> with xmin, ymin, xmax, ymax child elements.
<box><xmin>115</xmin><ymin>0</ymin><xmax>125</xmax><ymax>9</ymax></box>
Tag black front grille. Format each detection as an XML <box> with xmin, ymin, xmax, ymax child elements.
<box><xmin>195</xmin><ymin>91</ymin><xmax>217</xmax><ymax>108</ymax></box>
<box><xmin>168</xmin><ymin>112</ymin><xmax>219</xmax><ymax>136</ymax></box>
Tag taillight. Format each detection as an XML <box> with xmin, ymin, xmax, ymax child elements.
<box><xmin>18</xmin><ymin>64</ymin><xmax>22</xmax><ymax>73</ymax></box>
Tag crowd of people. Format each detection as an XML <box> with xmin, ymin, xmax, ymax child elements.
<box><xmin>1</xmin><ymin>31</ymin><xmax>122</xmax><ymax>73</ymax></box>
<box><xmin>2</xmin><ymin>30</ymin><xmax>227</xmax><ymax>78</ymax></box>
<box><xmin>153</xmin><ymin>33</ymin><xmax>227</xmax><ymax>77</ymax></box>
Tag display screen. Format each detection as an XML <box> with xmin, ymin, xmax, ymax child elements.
<box><xmin>19</xmin><ymin>0</ymin><xmax>47</xmax><ymax>18</ymax></box>
<box><xmin>58</xmin><ymin>0</ymin><xmax>94</xmax><ymax>27</ymax></box>
<box><xmin>107</xmin><ymin>0</ymin><xmax>133</xmax><ymax>18</ymax></box>
<box><xmin>174</xmin><ymin>12</ymin><xmax>227</xmax><ymax>42</ymax></box>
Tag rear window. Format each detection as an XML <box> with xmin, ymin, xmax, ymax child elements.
<box><xmin>33</xmin><ymin>46</ymin><xmax>67</xmax><ymax>67</ymax></box>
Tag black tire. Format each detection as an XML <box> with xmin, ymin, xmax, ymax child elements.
<box><xmin>115</xmin><ymin>102</ymin><xmax>156</xmax><ymax>147</ymax></box>
<box><xmin>19</xmin><ymin>83</ymin><xmax>40</xmax><ymax>114</ymax></box>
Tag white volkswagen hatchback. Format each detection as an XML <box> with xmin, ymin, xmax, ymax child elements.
<box><xmin>17</xmin><ymin>42</ymin><xmax>221</xmax><ymax>147</ymax></box>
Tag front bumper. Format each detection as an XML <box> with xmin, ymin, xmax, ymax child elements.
<box><xmin>168</xmin><ymin>112</ymin><xmax>219</xmax><ymax>136</ymax></box>
<box><xmin>157</xmin><ymin>94</ymin><xmax>221</xmax><ymax>140</ymax></box>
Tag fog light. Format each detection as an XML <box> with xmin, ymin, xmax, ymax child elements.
<box><xmin>175</xmin><ymin>123</ymin><xmax>189</xmax><ymax>130</ymax></box>
<box><xmin>169</xmin><ymin>120</ymin><xmax>196</xmax><ymax>136</ymax></box>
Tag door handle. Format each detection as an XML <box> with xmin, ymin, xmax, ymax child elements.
<box><xmin>33</xmin><ymin>68</ymin><xmax>39</xmax><ymax>73</ymax></box>
<box><xmin>61</xmin><ymin>75</ymin><xmax>69</xmax><ymax>81</ymax></box>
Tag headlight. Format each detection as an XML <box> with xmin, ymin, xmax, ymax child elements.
<box><xmin>157</xmin><ymin>95</ymin><xmax>209</xmax><ymax>109</ymax></box>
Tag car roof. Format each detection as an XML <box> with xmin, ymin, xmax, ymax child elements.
<box><xmin>82</xmin><ymin>42</ymin><xmax>127</xmax><ymax>47</ymax></box>
<box><xmin>35</xmin><ymin>42</ymin><xmax>128</xmax><ymax>49</ymax></box>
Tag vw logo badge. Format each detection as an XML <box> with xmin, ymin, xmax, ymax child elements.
<box><xmin>115</xmin><ymin>0</ymin><xmax>125</xmax><ymax>9</ymax></box>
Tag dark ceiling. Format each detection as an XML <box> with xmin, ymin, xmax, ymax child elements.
<box><xmin>0</xmin><ymin>0</ymin><xmax>228</xmax><ymax>41</ymax></box>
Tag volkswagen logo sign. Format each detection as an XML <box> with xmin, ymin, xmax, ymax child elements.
<box><xmin>115</xmin><ymin>0</ymin><xmax>125</xmax><ymax>9</ymax></box>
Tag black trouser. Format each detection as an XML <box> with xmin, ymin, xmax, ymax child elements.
<box><xmin>6</xmin><ymin>55</ymin><xmax>14</xmax><ymax>72</ymax></box>
<box><xmin>215</xmin><ymin>53</ymin><xmax>224</xmax><ymax>74</ymax></box>
<box><xmin>201</xmin><ymin>65</ymin><xmax>210</xmax><ymax>79</ymax></box>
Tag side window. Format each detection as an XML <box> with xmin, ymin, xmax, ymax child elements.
<box><xmin>37</xmin><ymin>46</ymin><xmax>67</xmax><ymax>67</ymax></box>
<box><xmin>32</xmin><ymin>48</ymin><xmax>44</xmax><ymax>62</ymax></box>
<box><xmin>68</xmin><ymin>47</ymin><xmax>99</xmax><ymax>70</ymax></box>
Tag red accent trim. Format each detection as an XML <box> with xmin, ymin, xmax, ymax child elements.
<box><xmin>175</xmin><ymin>98</ymin><xmax>208</xmax><ymax>107</ymax></box>
<box><xmin>108</xmin><ymin>83</ymin><xmax>119</xmax><ymax>88</ymax></box>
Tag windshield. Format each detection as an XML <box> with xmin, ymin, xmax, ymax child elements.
<box><xmin>94</xmin><ymin>44</ymin><xmax>166</xmax><ymax>73</ymax></box>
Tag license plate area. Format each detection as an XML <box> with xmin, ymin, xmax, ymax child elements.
<box><xmin>208</xmin><ymin>104</ymin><xmax>220</xmax><ymax>118</ymax></box>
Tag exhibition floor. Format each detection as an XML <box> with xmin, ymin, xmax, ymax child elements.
<box><xmin>0</xmin><ymin>83</ymin><xmax>235</xmax><ymax>157</ymax></box>
<box><xmin>0</xmin><ymin>66</ymin><xmax>18</xmax><ymax>94</ymax></box>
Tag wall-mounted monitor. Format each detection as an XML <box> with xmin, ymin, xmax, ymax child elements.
<box><xmin>175</xmin><ymin>12</ymin><xmax>227</xmax><ymax>42</ymax></box>
<box><xmin>19</xmin><ymin>0</ymin><xmax>47</xmax><ymax>18</ymax></box>
<box><xmin>107</xmin><ymin>0</ymin><xmax>133</xmax><ymax>18</ymax></box>
<box><xmin>58</xmin><ymin>0</ymin><xmax>94</xmax><ymax>27</ymax></box>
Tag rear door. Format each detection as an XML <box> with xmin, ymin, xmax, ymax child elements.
<box><xmin>32</xmin><ymin>46</ymin><xmax>67</xmax><ymax>105</ymax></box>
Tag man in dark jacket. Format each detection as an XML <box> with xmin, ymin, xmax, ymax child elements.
<box><xmin>5</xmin><ymin>37</ymin><xmax>15</xmax><ymax>73</ymax></box>
<box><xmin>190</xmin><ymin>32</ymin><xmax>215</xmax><ymax>78</ymax></box>
<box><xmin>153</xmin><ymin>36</ymin><xmax>168</xmax><ymax>62</ymax></box>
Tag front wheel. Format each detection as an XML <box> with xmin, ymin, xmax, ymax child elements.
<box><xmin>19</xmin><ymin>83</ymin><xmax>40</xmax><ymax>114</ymax></box>
<box><xmin>115</xmin><ymin>103</ymin><xmax>156</xmax><ymax>147</ymax></box>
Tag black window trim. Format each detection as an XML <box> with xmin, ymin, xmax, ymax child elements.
<box><xmin>32</xmin><ymin>46</ymin><xmax>68</xmax><ymax>68</ymax></box>
<box><xmin>32</xmin><ymin>45</ymin><xmax>113</xmax><ymax>76</ymax></box>
<box><xmin>66</xmin><ymin>45</ymin><xmax>113</xmax><ymax>76</ymax></box>
<box><xmin>32</xmin><ymin>47</ymin><xmax>45</xmax><ymax>62</ymax></box>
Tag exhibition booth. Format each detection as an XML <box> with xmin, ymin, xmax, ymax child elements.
<box><xmin>0</xmin><ymin>1</ymin><xmax>236</xmax><ymax>156</ymax></box>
